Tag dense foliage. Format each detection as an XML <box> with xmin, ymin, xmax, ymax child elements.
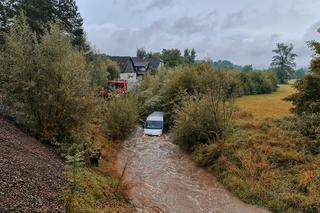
<box><xmin>172</xmin><ymin>93</ymin><xmax>234</xmax><ymax>152</ymax></box>
<box><xmin>99</xmin><ymin>95</ymin><xmax>139</xmax><ymax>140</ymax></box>
<box><xmin>0</xmin><ymin>0</ymin><xmax>87</xmax><ymax>50</ymax></box>
<box><xmin>286</xmin><ymin>29</ymin><xmax>320</xmax><ymax>140</ymax></box>
<box><xmin>0</xmin><ymin>18</ymin><xmax>91</xmax><ymax>142</ymax></box>
<box><xmin>87</xmin><ymin>55</ymin><xmax>120</xmax><ymax>88</ymax></box>
<box><xmin>138</xmin><ymin>64</ymin><xmax>277</xmax><ymax>128</ymax></box>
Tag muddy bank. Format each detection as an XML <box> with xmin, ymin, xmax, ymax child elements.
<box><xmin>116</xmin><ymin>128</ymin><xmax>268</xmax><ymax>213</ymax></box>
<box><xmin>0</xmin><ymin>118</ymin><xmax>66</xmax><ymax>212</ymax></box>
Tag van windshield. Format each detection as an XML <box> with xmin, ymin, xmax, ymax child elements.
<box><xmin>145</xmin><ymin>120</ymin><xmax>163</xmax><ymax>130</ymax></box>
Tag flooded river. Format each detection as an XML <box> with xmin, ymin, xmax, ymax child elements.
<box><xmin>116</xmin><ymin>128</ymin><xmax>268</xmax><ymax>213</ymax></box>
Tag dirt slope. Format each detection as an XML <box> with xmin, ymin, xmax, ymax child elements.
<box><xmin>0</xmin><ymin>118</ymin><xmax>66</xmax><ymax>212</ymax></box>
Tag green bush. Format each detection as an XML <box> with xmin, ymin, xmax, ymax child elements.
<box><xmin>87</xmin><ymin>56</ymin><xmax>120</xmax><ymax>88</ymax></box>
<box><xmin>172</xmin><ymin>93</ymin><xmax>234</xmax><ymax>152</ymax></box>
<box><xmin>100</xmin><ymin>94</ymin><xmax>138</xmax><ymax>140</ymax></box>
<box><xmin>138</xmin><ymin>64</ymin><xmax>278</xmax><ymax>129</ymax></box>
<box><xmin>0</xmin><ymin>19</ymin><xmax>92</xmax><ymax>142</ymax></box>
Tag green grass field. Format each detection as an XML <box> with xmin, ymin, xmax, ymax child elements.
<box><xmin>235</xmin><ymin>84</ymin><xmax>295</xmax><ymax>118</ymax></box>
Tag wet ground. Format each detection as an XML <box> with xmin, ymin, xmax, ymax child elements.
<box><xmin>116</xmin><ymin>128</ymin><xmax>269</xmax><ymax>213</ymax></box>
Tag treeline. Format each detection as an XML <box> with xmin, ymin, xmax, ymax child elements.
<box><xmin>0</xmin><ymin>0</ymin><xmax>87</xmax><ymax>50</ymax></box>
<box><xmin>138</xmin><ymin>64</ymin><xmax>277</xmax><ymax>130</ymax></box>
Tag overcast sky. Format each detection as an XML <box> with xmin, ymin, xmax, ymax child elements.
<box><xmin>75</xmin><ymin>0</ymin><xmax>320</xmax><ymax>68</ymax></box>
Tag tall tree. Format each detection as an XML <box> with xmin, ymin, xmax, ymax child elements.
<box><xmin>161</xmin><ymin>48</ymin><xmax>183</xmax><ymax>67</ymax></box>
<box><xmin>57</xmin><ymin>0</ymin><xmax>87</xmax><ymax>50</ymax></box>
<box><xmin>136</xmin><ymin>48</ymin><xmax>146</xmax><ymax>59</ymax></box>
<box><xmin>183</xmin><ymin>48</ymin><xmax>196</xmax><ymax>64</ymax></box>
<box><xmin>1</xmin><ymin>0</ymin><xmax>87</xmax><ymax>50</ymax></box>
<box><xmin>243</xmin><ymin>65</ymin><xmax>253</xmax><ymax>72</ymax></box>
<box><xmin>270</xmin><ymin>43</ymin><xmax>297</xmax><ymax>84</ymax></box>
<box><xmin>190</xmin><ymin>48</ymin><xmax>196</xmax><ymax>63</ymax></box>
<box><xmin>0</xmin><ymin>0</ymin><xmax>22</xmax><ymax>45</ymax></box>
<box><xmin>183</xmin><ymin>48</ymin><xmax>190</xmax><ymax>63</ymax></box>
<box><xmin>20</xmin><ymin>0</ymin><xmax>57</xmax><ymax>36</ymax></box>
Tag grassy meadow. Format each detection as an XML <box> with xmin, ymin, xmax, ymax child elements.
<box><xmin>235</xmin><ymin>84</ymin><xmax>295</xmax><ymax>118</ymax></box>
<box><xmin>190</xmin><ymin>82</ymin><xmax>320</xmax><ymax>212</ymax></box>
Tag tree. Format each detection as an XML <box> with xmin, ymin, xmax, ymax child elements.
<box><xmin>183</xmin><ymin>48</ymin><xmax>196</xmax><ymax>64</ymax></box>
<box><xmin>57</xmin><ymin>0</ymin><xmax>87</xmax><ymax>50</ymax></box>
<box><xmin>136</xmin><ymin>48</ymin><xmax>146</xmax><ymax>59</ymax></box>
<box><xmin>20</xmin><ymin>0</ymin><xmax>57</xmax><ymax>36</ymax></box>
<box><xmin>190</xmin><ymin>48</ymin><xmax>196</xmax><ymax>63</ymax></box>
<box><xmin>270</xmin><ymin>43</ymin><xmax>297</xmax><ymax>84</ymax></box>
<box><xmin>0</xmin><ymin>19</ymin><xmax>92</xmax><ymax>141</ymax></box>
<box><xmin>106</xmin><ymin>59</ymin><xmax>120</xmax><ymax>80</ymax></box>
<box><xmin>183</xmin><ymin>48</ymin><xmax>190</xmax><ymax>63</ymax></box>
<box><xmin>0</xmin><ymin>0</ymin><xmax>22</xmax><ymax>45</ymax></box>
<box><xmin>0</xmin><ymin>0</ymin><xmax>87</xmax><ymax>50</ymax></box>
<box><xmin>285</xmin><ymin>29</ymin><xmax>320</xmax><ymax>139</ymax></box>
<box><xmin>243</xmin><ymin>64</ymin><xmax>253</xmax><ymax>72</ymax></box>
<box><xmin>161</xmin><ymin>48</ymin><xmax>183</xmax><ymax>67</ymax></box>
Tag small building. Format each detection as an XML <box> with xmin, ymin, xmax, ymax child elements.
<box><xmin>107</xmin><ymin>56</ymin><xmax>164</xmax><ymax>81</ymax></box>
<box><xmin>107</xmin><ymin>56</ymin><xmax>137</xmax><ymax>81</ymax></box>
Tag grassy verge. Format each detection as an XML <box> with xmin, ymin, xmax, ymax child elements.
<box><xmin>190</xmin><ymin>85</ymin><xmax>320</xmax><ymax>212</ymax></box>
<box><xmin>62</xmin><ymin>126</ymin><xmax>133</xmax><ymax>212</ymax></box>
<box><xmin>191</xmin><ymin>117</ymin><xmax>320</xmax><ymax>212</ymax></box>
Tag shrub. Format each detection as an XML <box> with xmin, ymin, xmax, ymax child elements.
<box><xmin>100</xmin><ymin>95</ymin><xmax>138</xmax><ymax>140</ymax></box>
<box><xmin>138</xmin><ymin>64</ymin><xmax>278</xmax><ymax>129</ymax></box>
<box><xmin>87</xmin><ymin>56</ymin><xmax>120</xmax><ymax>88</ymax></box>
<box><xmin>0</xmin><ymin>19</ymin><xmax>92</xmax><ymax>142</ymax></box>
<box><xmin>296</xmin><ymin>113</ymin><xmax>320</xmax><ymax>142</ymax></box>
<box><xmin>172</xmin><ymin>93</ymin><xmax>234</xmax><ymax>152</ymax></box>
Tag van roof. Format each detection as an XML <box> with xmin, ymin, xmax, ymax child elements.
<box><xmin>147</xmin><ymin>112</ymin><xmax>164</xmax><ymax>121</ymax></box>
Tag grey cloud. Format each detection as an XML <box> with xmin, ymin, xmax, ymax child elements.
<box><xmin>77</xmin><ymin>0</ymin><xmax>320</xmax><ymax>68</ymax></box>
<box><xmin>221</xmin><ymin>11</ymin><xmax>245</xmax><ymax>29</ymax></box>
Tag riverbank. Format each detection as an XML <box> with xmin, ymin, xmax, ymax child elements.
<box><xmin>190</xmin><ymin>85</ymin><xmax>320</xmax><ymax>212</ymax></box>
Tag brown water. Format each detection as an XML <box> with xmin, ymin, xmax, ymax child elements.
<box><xmin>116</xmin><ymin>128</ymin><xmax>269</xmax><ymax>213</ymax></box>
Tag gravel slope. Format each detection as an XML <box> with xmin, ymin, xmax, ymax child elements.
<box><xmin>0</xmin><ymin>118</ymin><xmax>66</xmax><ymax>212</ymax></box>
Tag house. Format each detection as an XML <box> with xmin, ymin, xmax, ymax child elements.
<box><xmin>108</xmin><ymin>55</ymin><xmax>164</xmax><ymax>81</ymax></box>
<box><xmin>106</xmin><ymin>56</ymin><xmax>137</xmax><ymax>81</ymax></box>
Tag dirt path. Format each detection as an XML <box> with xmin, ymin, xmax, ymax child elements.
<box><xmin>0</xmin><ymin>118</ymin><xmax>66</xmax><ymax>212</ymax></box>
<box><xmin>117</xmin><ymin>128</ymin><xmax>269</xmax><ymax>213</ymax></box>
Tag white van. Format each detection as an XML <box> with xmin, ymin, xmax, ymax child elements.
<box><xmin>144</xmin><ymin>112</ymin><xmax>164</xmax><ymax>136</ymax></box>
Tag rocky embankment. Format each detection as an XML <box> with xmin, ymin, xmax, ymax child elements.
<box><xmin>0</xmin><ymin>118</ymin><xmax>66</xmax><ymax>212</ymax></box>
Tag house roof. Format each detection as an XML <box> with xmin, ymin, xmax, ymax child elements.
<box><xmin>149</xmin><ymin>57</ymin><xmax>163</xmax><ymax>70</ymax></box>
<box><xmin>132</xmin><ymin>57</ymin><xmax>163</xmax><ymax>70</ymax></box>
<box><xmin>132</xmin><ymin>57</ymin><xmax>150</xmax><ymax>67</ymax></box>
<box><xmin>107</xmin><ymin>56</ymin><xmax>136</xmax><ymax>73</ymax></box>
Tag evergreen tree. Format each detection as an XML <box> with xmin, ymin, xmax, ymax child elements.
<box><xmin>20</xmin><ymin>0</ymin><xmax>57</xmax><ymax>36</ymax></box>
<box><xmin>0</xmin><ymin>0</ymin><xmax>22</xmax><ymax>45</ymax></box>
<box><xmin>57</xmin><ymin>0</ymin><xmax>87</xmax><ymax>50</ymax></box>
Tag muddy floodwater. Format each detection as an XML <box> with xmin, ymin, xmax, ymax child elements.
<box><xmin>116</xmin><ymin>128</ymin><xmax>268</xmax><ymax>213</ymax></box>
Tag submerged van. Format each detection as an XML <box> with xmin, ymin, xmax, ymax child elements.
<box><xmin>144</xmin><ymin>112</ymin><xmax>164</xmax><ymax>136</ymax></box>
